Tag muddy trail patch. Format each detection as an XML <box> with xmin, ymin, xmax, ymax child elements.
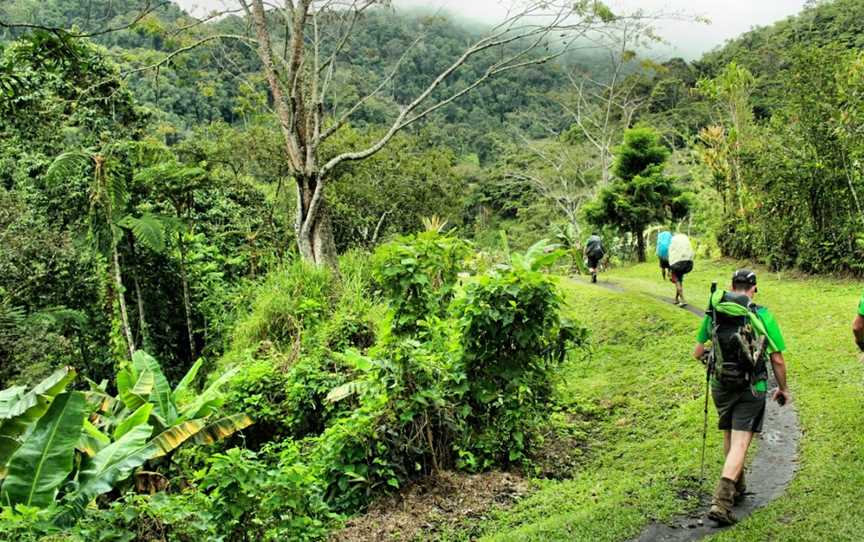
<box><xmin>632</xmin><ymin>386</ymin><xmax>799</xmax><ymax>541</ymax></box>
<box><xmin>330</xmin><ymin>471</ymin><xmax>529</xmax><ymax>542</ymax></box>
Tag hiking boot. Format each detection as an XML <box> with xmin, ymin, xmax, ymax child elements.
<box><xmin>734</xmin><ymin>471</ymin><xmax>746</xmax><ymax>504</ymax></box>
<box><xmin>707</xmin><ymin>477</ymin><xmax>737</xmax><ymax>525</ymax></box>
<box><xmin>591</xmin><ymin>273</ymin><xmax>597</xmax><ymax>283</ymax></box>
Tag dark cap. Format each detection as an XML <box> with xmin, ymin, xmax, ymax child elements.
<box><xmin>732</xmin><ymin>269</ymin><xmax>757</xmax><ymax>286</ymax></box>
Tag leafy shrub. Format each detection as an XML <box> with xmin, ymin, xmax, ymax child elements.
<box><xmin>197</xmin><ymin>445</ymin><xmax>338</xmax><ymax>541</ymax></box>
<box><xmin>452</xmin><ymin>249</ymin><xmax>585</xmax><ymax>469</ymax></box>
<box><xmin>372</xmin><ymin>232</ymin><xmax>470</xmax><ymax>335</ymax></box>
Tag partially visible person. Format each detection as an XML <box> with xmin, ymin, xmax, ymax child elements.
<box><xmin>657</xmin><ymin>230</ymin><xmax>672</xmax><ymax>281</ymax></box>
<box><xmin>693</xmin><ymin>269</ymin><xmax>791</xmax><ymax>525</ymax></box>
<box><xmin>668</xmin><ymin>233</ymin><xmax>694</xmax><ymax>305</ymax></box>
<box><xmin>584</xmin><ymin>233</ymin><xmax>605</xmax><ymax>284</ymax></box>
<box><xmin>852</xmin><ymin>292</ymin><xmax>864</xmax><ymax>357</ymax></box>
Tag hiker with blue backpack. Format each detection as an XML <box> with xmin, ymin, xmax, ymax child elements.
<box><xmin>657</xmin><ymin>230</ymin><xmax>672</xmax><ymax>280</ymax></box>
<box><xmin>668</xmin><ymin>233</ymin><xmax>694</xmax><ymax>306</ymax></box>
<box><xmin>693</xmin><ymin>269</ymin><xmax>791</xmax><ymax>526</ymax></box>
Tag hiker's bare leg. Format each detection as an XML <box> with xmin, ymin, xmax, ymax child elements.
<box><xmin>723</xmin><ymin>430</ymin><xmax>731</xmax><ymax>456</ymax></box>
<box><xmin>721</xmin><ymin>430</ymin><xmax>753</xmax><ymax>481</ymax></box>
<box><xmin>676</xmin><ymin>281</ymin><xmax>685</xmax><ymax>304</ymax></box>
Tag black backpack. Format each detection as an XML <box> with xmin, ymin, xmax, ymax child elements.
<box><xmin>586</xmin><ymin>236</ymin><xmax>604</xmax><ymax>259</ymax></box>
<box><xmin>712</xmin><ymin>293</ymin><xmax>767</xmax><ymax>386</ymax></box>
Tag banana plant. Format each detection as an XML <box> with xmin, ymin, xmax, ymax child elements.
<box><xmin>0</xmin><ymin>367</ymin><xmax>77</xmax><ymax>479</ymax></box>
<box><xmin>86</xmin><ymin>351</ymin><xmax>252</xmax><ymax>461</ymax></box>
<box><xmin>0</xmin><ymin>354</ymin><xmax>252</xmax><ymax>520</ymax></box>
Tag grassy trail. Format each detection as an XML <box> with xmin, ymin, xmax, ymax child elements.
<box><xmin>478</xmin><ymin>260</ymin><xmax>864</xmax><ymax>541</ymax></box>
<box><xmin>613</xmin><ymin>260</ymin><xmax>864</xmax><ymax>541</ymax></box>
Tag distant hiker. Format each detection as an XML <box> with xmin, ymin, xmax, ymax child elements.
<box><xmin>668</xmin><ymin>233</ymin><xmax>694</xmax><ymax>305</ymax></box>
<box><xmin>852</xmin><ymin>293</ymin><xmax>864</xmax><ymax>356</ymax></box>
<box><xmin>584</xmin><ymin>233</ymin><xmax>605</xmax><ymax>284</ymax></box>
<box><xmin>693</xmin><ymin>269</ymin><xmax>791</xmax><ymax>526</ymax></box>
<box><xmin>656</xmin><ymin>230</ymin><xmax>672</xmax><ymax>280</ymax></box>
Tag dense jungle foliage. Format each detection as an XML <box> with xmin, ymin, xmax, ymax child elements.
<box><xmin>1</xmin><ymin>0</ymin><xmax>863</xmax><ymax>539</ymax></box>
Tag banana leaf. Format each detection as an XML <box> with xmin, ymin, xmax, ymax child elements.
<box><xmin>58</xmin><ymin>423</ymin><xmax>154</xmax><ymax>524</ymax></box>
<box><xmin>77</xmin><ymin>420</ymin><xmax>111</xmax><ymax>458</ymax></box>
<box><xmin>148</xmin><ymin>418</ymin><xmax>207</xmax><ymax>459</ymax></box>
<box><xmin>114</xmin><ymin>403</ymin><xmax>153</xmax><ymax>440</ymax></box>
<box><xmin>172</xmin><ymin>358</ymin><xmax>203</xmax><ymax>404</ymax></box>
<box><xmin>178</xmin><ymin>367</ymin><xmax>238</xmax><ymax>420</ymax></box>
<box><xmin>1</xmin><ymin>391</ymin><xmax>86</xmax><ymax>508</ymax></box>
<box><xmin>131</xmin><ymin>351</ymin><xmax>176</xmax><ymax>426</ymax></box>
<box><xmin>117</xmin><ymin>367</ymin><xmax>153</xmax><ymax>411</ymax></box>
<box><xmin>0</xmin><ymin>367</ymin><xmax>77</xmax><ymax>477</ymax></box>
<box><xmin>192</xmin><ymin>413</ymin><xmax>253</xmax><ymax>446</ymax></box>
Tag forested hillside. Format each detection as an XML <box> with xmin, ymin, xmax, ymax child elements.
<box><xmin>1</xmin><ymin>0</ymin><xmax>864</xmax><ymax>540</ymax></box>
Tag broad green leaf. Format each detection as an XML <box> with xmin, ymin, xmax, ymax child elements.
<box><xmin>0</xmin><ymin>367</ymin><xmax>76</xmax><ymax>476</ymax></box>
<box><xmin>1</xmin><ymin>392</ymin><xmax>86</xmax><ymax>508</ymax></box>
<box><xmin>0</xmin><ymin>367</ymin><xmax>75</xmax><ymax>420</ymax></box>
<box><xmin>60</xmin><ymin>423</ymin><xmax>154</xmax><ymax>524</ymax></box>
<box><xmin>178</xmin><ymin>367</ymin><xmax>237</xmax><ymax>420</ymax></box>
<box><xmin>0</xmin><ymin>386</ymin><xmax>28</xmax><ymax>418</ymax></box>
<box><xmin>172</xmin><ymin>358</ymin><xmax>203</xmax><ymax>403</ymax></box>
<box><xmin>77</xmin><ymin>420</ymin><xmax>111</xmax><ymax>458</ymax></box>
<box><xmin>131</xmin><ymin>352</ymin><xmax>176</xmax><ymax>425</ymax></box>
<box><xmin>114</xmin><ymin>403</ymin><xmax>153</xmax><ymax>440</ymax></box>
<box><xmin>148</xmin><ymin>419</ymin><xmax>207</xmax><ymax>459</ymax></box>
<box><xmin>191</xmin><ymin>414</ymin><xmax>253</xmax><ymax>446</ymax></box>
<box><xmin>117</xmin><ymin>368</ymin><xmax>153</xmax><ymax>411</ymax></box>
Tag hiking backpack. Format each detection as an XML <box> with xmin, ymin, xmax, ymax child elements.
<box><xmin>586</xmin><ymin>235</ymin><xmax>604</xmax><ymax>259</ymax></box>
<box><xmin>656</xmin><ymin>231</ymin><xmax>672</xmax><ymax>260</ymax></box>
<box><xmin>711</xmin><ymin>293</ymin><xmax>768</xmax><ymax>386</ymax></box>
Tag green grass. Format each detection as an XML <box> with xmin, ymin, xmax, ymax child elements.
<box><xmin>465</xmin><ymin>275</ymin><xmax>722</xmax><ymax>541</ymax></box>
<box><xmin>474</xmin><ymin>259</ymin><xmax>864</xmax><ymax>541</ymax></box>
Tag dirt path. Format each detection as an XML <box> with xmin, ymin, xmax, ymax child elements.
<box><xmin>579</xmin><ymin>278</ymin><xmax>801</xmax><ymax>542</ymax></box>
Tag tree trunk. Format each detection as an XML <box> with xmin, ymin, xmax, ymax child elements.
<box><xmin>126</xmin><ymin>232</ymin><xmax>149</xmax><ymax>348</ymax></box>
<box><xmin>111</xmin><ymin>243</ymin><xmax>135</xmax><ymax>359</ymax></box>
<box><xmin>296</xmin><ymin>175</ymin><xmax>339</xmax><ymax>268</ymax></box>
<box><xmin>177</xmin><ymin>231</ymin><xmax>195</xmax><ymax>360</ymax></box>
<box><xmin>635</xmin><ymin>229</ymin><xmax>646</xmax><ymax>262</ymax></box>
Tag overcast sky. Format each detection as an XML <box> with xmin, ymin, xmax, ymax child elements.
<box><xmin>175</xmin><ymin>0</ymin><xmax>809</xmax><ymax>59</ymax></box>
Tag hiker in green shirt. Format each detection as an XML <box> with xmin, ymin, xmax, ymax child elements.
<box><xmin>852</xmin><ymin>293</ymin><xmax>864</xmax><ymax>354</ymax></box>
<box><xmin>692</xmin><ymin>269</ymin><xmax>791</xmax><ymax>526</ymax></box>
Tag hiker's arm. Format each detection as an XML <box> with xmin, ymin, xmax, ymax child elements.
<box><xmin>693</xmin><ymin>343</ymin><xmax>706</xmax><ymax>361</ymax></box>
<box><xmin>853</xmin><ymin>314</ymin><xmax>864</xmax><ymax>351</ymax></box>
<box><xmin>770</xmin><ymin>352</ymin><xmax>791</xmax><ymax>404</ymax></box>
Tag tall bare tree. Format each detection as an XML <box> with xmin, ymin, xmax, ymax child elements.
<box><xmin>234</xmin><ymin>0</ymin><xmax>628</xmax><ymax>266</ymax></box>
<box><xmin>556</xmin><ymin>16</ymin><xmax>657</xmax><ymax>185</ymax></box>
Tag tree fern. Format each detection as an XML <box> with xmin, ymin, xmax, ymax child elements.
<box><xmin>118</xmin><ymin>213</ymin><xmax>167</xmax><ymax>253</ymax></box>
<box><xmin>45</xmin><ymin>151</ymin><xmax>92</xmax><ymax>187</ymax></box>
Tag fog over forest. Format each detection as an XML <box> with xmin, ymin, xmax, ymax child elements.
<box><xmin>175</xmin><ymin>0</ymin><xmax>809</xmax><ymax>59</ymax></box>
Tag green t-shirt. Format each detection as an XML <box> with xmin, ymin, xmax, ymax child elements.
<box><xmin>857</xmin><ymin>292</ymin><xmax>864</xmax><ymax>316</ymax></box>
<box><xmin>696</xmin><ymin>295</ymin><xmax>786</xmax><ymax>391</ymax></box>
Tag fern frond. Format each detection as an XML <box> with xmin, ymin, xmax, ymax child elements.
<box><xmin>45</xmin><ymin>151</ymin><xmax>92</xmax><ymax>187</ymax></box>
<box><xmin>119</xmin><ymin>213</ymin><xmax>167</xmax><ymax>253</ymax></box>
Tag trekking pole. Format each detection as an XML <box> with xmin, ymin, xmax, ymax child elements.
<box><xmin>699</xmin><ymin>281</ymin><xmax>718</xmax><ymax>485</ymax></box>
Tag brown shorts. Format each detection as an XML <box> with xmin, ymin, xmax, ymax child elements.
<box><xmin>712</xmin><ymin>383</ymin><xmax>766</xmax><ymax>433</ymax></box>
